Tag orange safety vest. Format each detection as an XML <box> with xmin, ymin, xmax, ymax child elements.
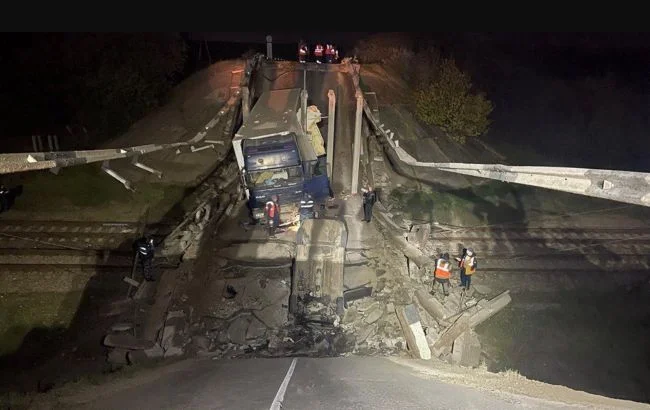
<box><xmin>460</xmin><ymin>255</ymin><xmax>476</xmax><ymax>275</ymax></box>
<box><xmin>434</xmin><ymin>259</ymin><xmax>451</xmax><ymax>279</ymax></box>
<box><xmin>266</xmin><ymin>201</ymin><xmax>279</xmax><ymax>218</ymax></box>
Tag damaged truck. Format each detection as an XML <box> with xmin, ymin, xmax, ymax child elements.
<box><xmin>232</xmin><ymin>87</ymin><xmax>330</xmax><ymax>226</ymax></box>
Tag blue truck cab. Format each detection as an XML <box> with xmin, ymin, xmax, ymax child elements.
<box><xmin>233</xmin><ymin>88</ymin><xmax>330</xmax><ymax>225</ymax></box>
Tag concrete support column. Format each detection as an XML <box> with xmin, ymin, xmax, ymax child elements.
<box><xmin>327</xmin><ymin>90</ymin><xmax>336</xmax><ymax>179</ymax></box>
<box><xmin>301</xmin><ymin>89</ymin><xmax>308</xmax><ymax>134</ymax></box>
<box><xmin>242</xmin><ymin>87</ymin><xmax>250</xmax><ymax>121</ymax></box>
<box><xmin>351</xmin><ymin>91</ymin><xmax>363</xmax><ymax>195</ymax></box>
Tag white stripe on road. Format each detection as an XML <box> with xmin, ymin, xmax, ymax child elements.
<box><xmin>270</xmin><ymin>358</ymin><xmax>297</xmax><ymax>410</ymax></box>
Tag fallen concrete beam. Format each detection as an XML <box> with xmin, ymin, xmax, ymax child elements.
<box><xmin>432</xmin><ymin>313</ymin><xmax>470</xmax><ymax>356</ymax></box>
<box><xmin>444</xmin><ymin>290</ymin><xmax>512</xmax><ymax>328</ymax></box>
<box><xmin>373</xmin><ymin>211</ymin><xmax>431</xmax><ymax>268</ymax></box>
<box><xmin>103</xmin><ymin>334</ymin><xmax>155</xmax><ymax>350</ymax></box>
<box><xmin>395</xmin><ymin>304</ymin><xmax>431</xmax><ymax>360</ymax></box>
<box><xmin>415</xmin><ymin>289</ymin><xmax>450</xmax><ymax>327</ymax></box>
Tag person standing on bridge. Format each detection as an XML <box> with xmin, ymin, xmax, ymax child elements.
<box><xmin>134</xmin><ymin>236</ymin><xmax>155</xmax><ymax>281</ymax></box>
<box><xmin>457</xmin><ymin>247</ymin><xmax>477</xmax><ymax>291</ymax></box>
<box><xmin>299</xmin><ymin>192</ymin><xmax>315</xmax><ymax>223</ymax></box>
<box><xmin>265</xmin><ymin>195</ymin><xmax>281</xmax><ymax>236</ymax></box>
<box><xmin>362</xmin><ymin>186</ymin><xmax>377</xmax><ymax>222</ymax></box>
<box><xmin>314</xmin><ymin>44</ymin><xmax>324</xmax><ymax>64</ymax></box>
<box><xmin>431</xmin><ymin>253</ymin><xmax>452</xmax><ymax>297</ymax></box>
<box><xmin>325</xmin><ymin>44</ymin><xmax>335</xmax><ymax>63</ymax></box>
<box><xmin>298</xmin><ymin>40</ymin><xmax>308</xmax><ymax>63</ymax></box>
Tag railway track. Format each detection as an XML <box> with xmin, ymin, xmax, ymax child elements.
<box><xmin>0</xmin><ymin>220</ymin><xmax>174</xmax><ymax>250</ymax></box>
<box><xmin>427</xmin><ymin>226</ymin><xmax>650</xmax><ymax>272</ymax></box>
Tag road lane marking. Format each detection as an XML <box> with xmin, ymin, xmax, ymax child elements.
<box><xmin>270</xmin><ymin>358</ymin><xmax>297</xmax><ymax>410</ymax></box>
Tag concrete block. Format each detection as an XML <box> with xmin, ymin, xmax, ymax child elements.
<box><xmin>395</xmin><ymin>304</ymin><xmax>431</xmax><ymax>360</ymax></box>
<box><xmin>451</xmin><ymin>330</ymin><xmax>482</xmax><ymax>367</ymax></box>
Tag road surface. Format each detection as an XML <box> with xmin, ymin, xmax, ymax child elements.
<box><xmin>66</xmin><ymin>357</ymin><xmax>570</xmax><ymax>409</ymax></box>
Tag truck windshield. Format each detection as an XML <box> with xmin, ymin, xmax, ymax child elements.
<box><xmin>247</xmin><ymin>166</ymin><xmax>303</xmax><ymax>188</ymax></box>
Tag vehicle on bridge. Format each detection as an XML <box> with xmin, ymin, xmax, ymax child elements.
<box><xmin>232</xmin><ymin>88</ymin><xmax>330</xmax><ymax>226</ymax></box>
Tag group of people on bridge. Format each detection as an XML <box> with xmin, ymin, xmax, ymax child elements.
<box><xmin>298</xmin><ymin>41</ymin><xmax>339</xmax><ymax>64</ymax></box>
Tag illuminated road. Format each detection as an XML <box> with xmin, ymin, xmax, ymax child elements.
<box><xmin>67</xmin><ymin>357</ymin><xmax>572</xmax><ymax>410</ymax></box>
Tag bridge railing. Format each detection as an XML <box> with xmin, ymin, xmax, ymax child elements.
<box><xmin>0</xmin><ymin>54</ymin><xmax>266</xmax><ymax>191</ymax></box>
<box><xmin>341</xmin><ymin>59</ymin><xmax>650</xmax><ymax>208</ymax></box>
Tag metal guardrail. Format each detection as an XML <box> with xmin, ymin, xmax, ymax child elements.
<box><xmin>342</xmin><ymin>60</ymin><xmax>650</xmax><ymax>208</ymax></box>
<box><xmin>0</xmin><ymin>54</ymin><xmax>265</xmax><ymax>190</ymax></box>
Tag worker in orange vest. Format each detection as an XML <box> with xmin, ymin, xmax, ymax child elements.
<box><xmin>265</xmin><ymin>195</ymin><xmax>281</xmax><ymax>236</ymax></box>
<box><xmin>456</xmin><ymin>248</ymin><xmax>477</xmax><ymax>291</ymax></box>
<box><xmin>314</xmin><ymin>44</ymin><xmax>324</xmax><ymax>64</ymax></box>
<box><xmin>325</xmin><ymin>44</ymin><xmax>335</xmax><ymax>63</ymax></box>
<box><xmin>431</xmin><ymin>253</ymin><xmax>452</xmax><ymax>297</ymax></box>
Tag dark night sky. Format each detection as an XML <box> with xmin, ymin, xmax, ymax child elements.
<box><xmin>2</xmin><ymin>32</ymin><xmax>650</xmax><ymax>170</ymax></box>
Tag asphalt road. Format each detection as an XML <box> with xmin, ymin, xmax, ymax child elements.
<box><xmin>73</xmin><ymin>357</ymin><xmax>568</xmax><ymax>410</ymax></box>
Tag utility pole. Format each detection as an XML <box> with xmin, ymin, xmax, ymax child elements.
<box><xmin>266</xmin><ymin>35</ymin><xmax>273</xmax><ymax>60</ymax></box>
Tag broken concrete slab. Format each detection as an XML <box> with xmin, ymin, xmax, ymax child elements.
<box><xmin>246</xmin><ymin>317</ymin><xmax>267</xmax><ymax>340</ymax></box>
<box><xmin>395</xmin><ymin>304</ymin><xmax>431</xmax><ymax>360</ymax></box>
<box><xmin>357</xmin><ymin>323</ymin><xmax>377</xmax><ymax>343</ymax></box>
<box><xmin>103</xmin><ymin>334</ymin><xmax>155</xmax><ymax>350</ymax></box>
<box><xmin>164</xmin><ymin>346</ymin><xmax>184</xmax><ymax>358</ymax></box>
<box><xmin>364</xmin><ymin>305</ymin><xmax>384</xmax><ymax>325</ymax></box>
<box><xmin>107</xmin><ymin>348</ymin><xmax>129</xmax><ymax>365</ymax></box>
<box><xmin>254</xmin><ymin>304</ymin><xmax>288</xmax><ymax>329</ymax></box>
<box><xmin>345</xmin><ymin>251</ymin><xmax>368</xmax><ymax>265</ymax></box>
<box><xmin>342</xmin><ymin>306</ymin><xmax>359</xmax><ymax>324</ymax></box>
<box><xmin>110</xmin><ymin>322</ymin><xmax>134</xmax><ymax>332</ymax></box>
<box><xmin>218</xmin><ymin>242</ymin><xmax>293</xmax><ymax>263</ymax></box>
<box><xmin>192</xmin><ymin>336</ymin><xmax>211</xmax><ymax>351</ymax></box>
<box><xmin>451</xmin><ymin>330</ymin><xmax>482</xmax><ymax>368</ymax></box>
<box><xmin>143</xmin><ymin>343</ymin><xmax>164</xmax><ymax>358</ymax></box>
<box><xmin>344</xmin><ymin>265</ymin><xmax>376</xmax><ymax>290</ymax></box>
<box><xmin>228</xmin><ymin>315</ymin><xmax>251</xmax><ymax>345</ymax></box>
<box><xmin>241</xmin><ymin>278</ymin><xmax>289</xmax><ymax>310</ymax></box>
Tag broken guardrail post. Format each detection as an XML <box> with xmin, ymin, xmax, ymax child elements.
<box><xmin>102</xmin><ymin>160</ymin><xmax>134</xmax><ymax>192</ymax></box>
<box><xmin>131</xmin><ymin>156</ymin><xmax>163</xmax><ymax>179</ymax></box>
<box><xmin>266</xmin><ymin>35</ymin><xmax>273</xmax><ymax>60</ymax></box>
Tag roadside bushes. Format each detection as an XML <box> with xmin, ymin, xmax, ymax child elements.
<box><xmin>414</xmin><ymin>58</ymin><xmax>493</xmax><ymax>143</ymax></box>
<box><xmin>354</xmin><ymin>33</ymin><xmax>493</xmax><ymax>143</ymax></box>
